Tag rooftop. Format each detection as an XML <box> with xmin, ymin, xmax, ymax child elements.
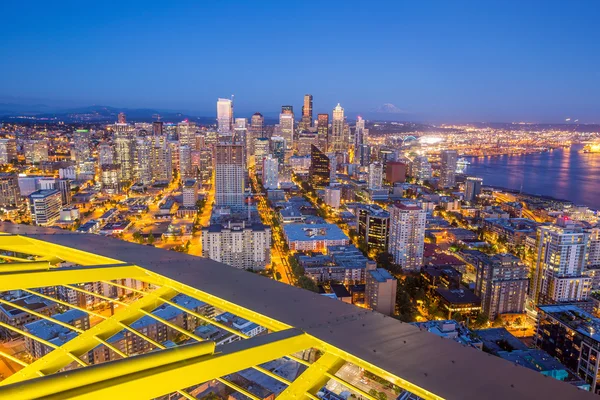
<box><xmin>368</xmin><ymin>268</ymin><xmax>395</xmax><ymax>283</ymax></box>
<box><xmin>283</xmin><ymin>223</ymin><xmax>348</xmax><ymax>242</ymax></box>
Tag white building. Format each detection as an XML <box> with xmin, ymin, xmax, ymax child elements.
<box><xmin>388</xmin><ymin>202</ymin><xmax>426</xmax><ymax>271</ymax></box>
<box><xmin>440</xmin><ymin>150</ymin><xmax>458</xmax><ymax>188</ymax></box>
<box><xmin>0</xmin><ymin>139</ymin><xmax>17</xmax><ymax>164</ymax></box>
<box><xmin>28</xmin><ymin>189</ymin><xmax>61</xmax><ymax>226</ymax></box>
<box><xmin>368</xmin><ymin>162</ymin><xmax>384</xmax><ymax>190</ymax></box>
<box><xmin>217</xmin><ymin>98</ymin><xmax>234</xmax><ymax>135</ymax></box>
<box><xmin>182</xmin><ymin>179</ymin><xmax>199</xmax><ymax>207</ymax></box>
<box><xmin>201</xmin><ymin>221</ymin><xmax>271</xmax><ymax>271</ymax></box>
<box><xmin>215</xmin><ymin>144</ymin><xmax>245</xmax><ymax>210</ymax></box>
<box><xmin>412</xmin><ymin>156</ymin><xmax>432</xmax><ymax>182</ymax></box>
<box><xmin>262</xmin><ymin>155</ymin><xmax>279</xmax><ymax>190</ymax></box>
<box><xmin>279</xmin><ymin>113</ymin><xmax>294</xmax><ymax>150</ymax></box>
<box><xmin>324</xmin><ymin>186</ymin><xmax>341</xmax><ymax>209</ymax></box>
<box><xmin>532</xmin><ymin>220</ymin><xmax>591</xmax><ymax>304</ymax></box>
<box><xmin>330</xmin><ymin>104</ymin><xmax>345</xmax><ymax>152</ymax></box>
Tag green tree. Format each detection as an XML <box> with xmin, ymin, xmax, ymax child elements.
<box><xmin>147</xmin><ymin>232</ymin><xmax>155</xmax><ymax>244</ymax></box>
<box><xmin>297</xmin><ymin>276</ymin><xmax>318</xmax><ymax>292</ymax></box>
<box><xmin>275</xmin><ymin>271</ymin><xmax>282</xmax><ymax>281</ymax></box>
<box><xmin>473</xmin><ymin>312</ymin><xmax>489</xmax><ymax>328</ymax></box>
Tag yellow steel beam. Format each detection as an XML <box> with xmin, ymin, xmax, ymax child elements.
<box><xmin>0</xmin><ymin>350</ymin><xmax>29</xmax><ymax>368</ymax></box>
<box><xmin>0</xmin><ymin>298</ymin><xmax>85</xmax><ymax>334</ymax></box>
<box><xmin>0</xmin><ymin>329</ymin><xmax>315</xmax><ymax>400</ymax></box>
<box><xmin>0</xmin><ymin>254</ymin><xmax>36</xmax><ymax>262</ymax></box>
<box><xmin>0</xmin><ymin>261</ymin><xmax>50</xmax><ymax>273</ymax></box>
<box><xmin>0</xmin><ymin>235</ymin><xmax>121</xmax><ymax>266</ymax></box>
<box><xmin>62</xmin><ymin>284</ymin><xmax>127</xmax><ymax>306</ymax></box>
<box><xmin>278</xmin><ymin>352</ymin><xmax>344</xmax><ymax>399</ymax></box>
<box><xmin>0</xmin><ymin>264</ymin><xmax>147</xmax><ymax>292</ymax></box>
<box><xmin>0</xmin><ymin>286</ymin><xmax>178</xmax><ymax>385</ymax></box>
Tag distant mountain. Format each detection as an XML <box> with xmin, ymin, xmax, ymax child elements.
<box><xmin>372</xmin><ymin>103</ymin><xmax>409</xmax><ymax>114</ymax></box>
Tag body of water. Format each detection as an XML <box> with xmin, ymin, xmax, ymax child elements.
<box><xmin>466</xmin><ymin>144</ymin><xmax>600</xmax><ymax>209</ymax></box>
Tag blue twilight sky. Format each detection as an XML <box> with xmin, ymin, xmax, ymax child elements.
<box><xmin>0</xmin><ymin>0</ymin><xmax>598</xmax><ymax>123</ymax></box>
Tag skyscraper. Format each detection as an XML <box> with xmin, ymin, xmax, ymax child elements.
<box><xmin>152</xmin><ymin>121</ymin><xmax>163</xmax><ymax>137</ymax></box>
<box><xmin>118</xmin><ymin>112</ymin><xmax>126</xmax><ymax>124</ymax></box>
<box><xmin>150</xmin><ymin>136</ymin><xmax>172</xmax><ymax>182</ymax></box>
<box><xmin>98</xmin><ymin>142</ymin><xmax>115</xmax><ymax>167</ymax></box>
<box><xmin>134</xmin><ymin>136</ymin><xmax>152</xmax><ymax>184</ymax></box>
<box><xmin>28</xmin><ymin>189</ymin><xmax>61</xmax><ymax>226</ymax></box>
<box><xmin>254</xmin><ymin>138</ymin><xmax>270</xmax><ymax>173</ymax></box>
<box><xmin>368</xmin><ymin>162</ymin><xmax>384</xmax><ymax>190</ymax></box>
<box><xmin>531</xmin><ymin>220</ymin><xmax>591</xmax><ymax>305</ymax></box>
<box><xmin>72</xmin><ymin>130</ymin><xmax>91</xmax><ymax>165</ymax></box>
<box><xmin>234</xmin><ymin>118</ymin><xmax>247</xmax><ymax>149</ymax></box>
<box><xmin>357</xmin><ymin>204</ymin><xmax>390</xmax><ymax>253</ymax></box>
<box><xmin>309</xmin><ymin>145</ymin><xmax>330</xmax><ymax>188</ymax></box>
<box><xmin>279</xmin><ymin>111</ymin><xmax>294</xmax><ymax>150</ymax></box>
<box><xmin>262</xmin><ymin>155</ymin><xmax>279</xmax><ymax>190</ymax></box>
<box><xmin>412</xmin><ymin>156</ymin><xmax>433</xmax><ymax>182</ymax></box>
<box><xmin>114</xmin><ymin>131</ymin><xmax>135</xmax><ymax>182</ymax></box>
<box><xmin>0</xmin><ymin>173</ymin><xmax>21</xmax><ymax>207</ymax></box>
<box><xmin>465</xmin><ymin>176</ymin><xmax>483</xmax><ymax>203</ymax></box>
<box><xmin>440</xmin><ymin>150</ymin><xmax>458</xmax><ymax>188</ymax></box>
<box><xmin>354</xmin><ymin>116</ymin><xmax>366</xmax><ymax>149</ymax></box>
<box><xmin>281</xmin><ymin>105</ymin><xmax>293</xmax><ymax>115</ymax></box>
<box><xmin>331</xmin><ymin>104</ymin><xmax>345</xmax><ymax>152</ymax></box>
<box><xmin>300</xmin><ymin>94</ymin><xmax>313</xmax><ymax>131</ymax></box>
<box><xmin>270</xmin><ymin>136</ymin><xmax>286</xmax><ymax>166</ymax></box>
<box><xmin>0</xmin><ymin>139</ymin><xmax>17</xmax><ymax>164</ymax></box>
<box><xmin>317</xmin><ymin>114</ymin><xmax>329</xmax><ymax>152</ymax></box>
<box><xmin>388</xmin><ymin>202</ymin><xmax>426</xmax><ymax>271</ymax></box>
<box><xmin>177</xmin><ymin>120</ymin><xmax>196</xmax><ymax>148</ymax></box>
<box><xmin>217</xmin><ymin>98</ymin><xmax>234</xmax><ymax>135</ymax></box>
<box><xmin>179</xmin><ymin>145</ymin><xmax>193</xmax><ymax>180</ymax></box>
<box><xmin>247</xmin><ymin>112</ymin><xmax>264</xmax><ymax>157</ymax></box>
<box><xmin>24</xmin><ymin>140</ymin><xmax>49</xmax><ymax>164</ymax></box>
<box><xmin>215</xmin><ymin>144</ymin><xmax>245</xmax><ymax>210</ymax></box>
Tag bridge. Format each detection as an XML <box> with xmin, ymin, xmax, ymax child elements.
<box><xmin>0</xmin><ymin>223</ymin><xmax>590</xmax><ymax>399</ymax></box>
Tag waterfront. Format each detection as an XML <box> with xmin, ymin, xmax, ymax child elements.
<box><xmin>467</xmin><ymin>144</ymin><xmax>600</xmax><ymax>209</ymax></box>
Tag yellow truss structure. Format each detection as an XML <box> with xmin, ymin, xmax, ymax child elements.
<box><xmin>0</xmin><ymin>233</ymin><xmax>440</xmax><ymax>400</ymax></box>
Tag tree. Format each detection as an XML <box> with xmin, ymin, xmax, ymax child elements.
<box><xmin>275</xmin><ymin>271</ymin><xmax>282</xmax><ymax>281</ymax></box>
<box><xmin>473</xmin><ymin>312</ymin><xmax>489</xmax><ymax>328</ymax></box>
<box><xmin>297</xmin><ymin>276</ymin><xmax>318</xmax><ymax>292</ymax></box>
<box><xmin>514</xmin><ymin>316</ymin><xmax>523</xmax><ymax>326</ymax></box>
<box><xmin>147</xmin><ymin>232</ymin><xmax>155</xmax><ymax>244</ymax></box>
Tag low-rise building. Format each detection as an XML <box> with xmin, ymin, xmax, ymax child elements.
<box><xmin>28</xmin><ymin>189</ymin><xmax>61</xmax><ymax>226</ymax></box>
<box><xmin>435</xmin><ymin>288</ymin><xmax>481</xmax><ymax>319</ymax></box>
<box><xmin>282</xmin><ymin>223</ymin><xmax>349</xmax><ymax>252</ymax></box>
<box><xmin>365</xmin><ymin>268</ymin><xmax>397</xmax><ymax>316</ymax></box>
<box><xmin>411</xmin><ymin>320</ymin><xmax>482</xmax><ymax>350</ymax></box>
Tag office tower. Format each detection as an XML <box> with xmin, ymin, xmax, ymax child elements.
<box><xmin>531</xmin><ymin>221</ymin><xmax>591</xmax><ymax>305</ymax></box>
<box><xmin>328</xmin><ymin>153</ymin><xmax>337</xmax><ymax>184</ymax></box>
<box><xmin>324</xmin><ymin>186</ymin><xmax>341</xmax><ymax>208</ymax></box>
<box><xmin>215</xmin><ymin>144</ymin><xmax>245</xmax><ymax>209</ymax></box>
<box><xmin>281</xmin><ymin>105</ymin><xmax>293</xmax><ymax>115</ymax></box>
<box><xmin>150</xmin><ymin>138</ymin><xmax>172</xmax><ymax>182</ymax></box>
<box><xmin>23</xmin><ymin>140</ymin><xmax>49</xmax><ymax>164</ymax></box>
<box><xmin>101</xmin><ymin>164</ymin><xmax>122</xmax><ymax>194</ymax></box>
<box><xmin>365</xmin><ymin>268</ymin><xmax>398</xmax><ymax>316</ymax></box>
<box><xmin>234</xmin><ymin>118</ymin><xmax>247</xmax><ymax>149</ymax></box>
<box><xmin>217</xmin><ymin>98</ymin><xmax>234</xmax><ymax>135</ymax></box>
<box><xmin>385</xmin><ymin>162</ymin><xmax>407</xmax><ymax>184</ymax></box>
<box><xmin>152</xmin><ymin>121</ymin><xmax>163</xmax><ymax>137</ymax></box>
<box><xmin>114</xmin><ymin>131</ymin><xmax>134</xmax><ymax>182</ymax></box>
<box><xmin>354</xmin><ymin>116</ymin><xmax>366</xmax><ymax>150</ymax></box>
<box><xmin>71</xmin><ymin>129</ymin><xmax>91</xmax><ymax>165</ymax></box>
<box><xmin>179</xmin><ymin>145</ymin><xmax>193</xmax><ymax>180</ymax></box>
<box><xmin>357</xmin><ymin>204</ymin><xmax>390</xmax><ymax>253</ymax></box>
<box><xmin>465</xmin><ymin>176</ymin><xmax>483</xmax><ymax>203</ymax></box>
<box><xmin>300</xmin><ymin>94</ymin><xmax>313</xmax><ymax>131</ymax></box>
<box><xmin>412</xmin><ymin>156</ymin><xmax>433</xmax><ymax>182</ymax></box>
<box><xmin>254</xmin><ymin>138</ymin><xmax>270</xmax><ymax>172</ymax></box>
<box><xmin>133</xmin><ymin>136</ymin><xmax>152</xmax><ymax>185</ymax></box>
<box><xmin>440</xmin><ymin>150</ymin><xmax>458</xmax><ymax>188</ymax></box>
<box><xmin>475</xmin><ymin>254</ymin><xmax>528</xmax><ymax>320</ymax></box>
<box><xmin>262</xmin><ymin>155</ymin><xmax>279</xmax><ymax>190</ymax></box>
<box><xmin>368</xmin><ymin>162</ymin><xmax>384</xmax><ymax>190</ymax></box>
<box><xmin>118</xmin><ymin>112</ymin><xmax>126</xmax><ymax>124</ymax></box>
<box><xmin>309</xmin><ymin>145</ymin><xmax>330</xmax><ymax>188</ymax></box>
<box><xmin>317</xmin><ymin>114</ymin><xmax>329</xmax><ymax>152</ymax></box>
<box><xmin>388</xmin><ymin>202</ymin><xmax>426</xmax><ymax>271</ymax></box>
<box><xmin>297</xmin><ymin>133</ymin><xmax>319</xmax><ymax>156</ymax></box>
<box><xmin>270</xmin><ymin>136</ymin><xmax>285</xmax><ymax>166</ymax></box>
<box><xmin>0</xmin><ymin>173</ymin><xmax>21</xmax><ymax>207</ymax></box>
<box><xmin>168</xmin><ymin>141</ymin><xmax>180</xmax><ymax>173</ymax></box>
<box><xmin>246</xmin><ymin>113</ymin><xmax>264</xmax><ymax>157</ymax></box>
<box><xmin>177</xmin><ymin>120</ymin><xmax>196</xmax><ymax>148</ymax></box>
<box><xmin>28</xmin><ymin>189</ymin><xmax>61</xmax><ymax>226</ymax></box>
<box><xmin>331</xmin><ymin>104</ymin><xmax>345</xmax><ymax>152</ymax></box>
<box><xmin>198</xmin><ymin>148</ymin><xmax>212</xmax><ymax>183</ymax></box>
<box><xmin>98</xmin><ymin>142</ymin><xmax>115</xmax><ymax>167</ymax></box>
<box><xmin>55</xmin><ymin>179</ymin><xmax>71</xmax><ymax>206</ymax></box>
<box><xmin>357</xmin><ymin>144</ymin><xmax>371</xmax><ymax>167</ymax></box>
<box><xmin>201</xmin><ymin>221</ymin><xmax>271</xmax><ymax>271</ymax></box>
<box><xmin>182</xmin><ymin>179</ymin><xmax>199</xmax><ymax>207</ymax></box>
<box><xmin>0</xmin><ymin>139</ymin><xmax>17</xmax><ymax>164</ymax></box>
<box><xmin>279</xmin><ymin>112</ymin><xmax>294</xmax><ymax>150</ymax></box>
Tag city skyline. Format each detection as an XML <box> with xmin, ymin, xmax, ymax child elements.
<box><xmin>1</xmin><ymin>1</ymin><xmax>599</xmax><ymax>123</ymax></box>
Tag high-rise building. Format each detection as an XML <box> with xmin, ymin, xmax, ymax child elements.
<box><xmin>0</xmin><ymin>139</ymin><xmax>17</xmax><ymax>164</ymax></box>
<box><xmin>247</xmin><ymin>113</ymin><xmax>264</xmax><ymax>157</ymax></box>
<box><xmin>270</xmin><ymin>136</ymin><xmax>286</xmax><ymax>166</ymax></box>
<box><xmin>217</xmin><ymin>98</ymin><xmax>234</xmax><ymax>135</ymax></box>
<box><xmin>182</xmin><ymin>179</ymin><xmax>199</xmax><ymax>207</ymax></box>
<box><xmin>357</xmin><ymin>204</ymin><xmax>390</xmax><ymax>253</ymax></box>
<box><xmin>28</xmin><ymin>189</ymin><xmax>61</xmax><ymax>226</ymax></box>
<box><xmin>55</xmin><ymin>179</ymin><xmax>71</xmax><ymax>206</ymax></box>
<box><xmin>98</xmin><ymin>143</ymin><xmax>115</xmax><ymax>167</ymax></box>
<box><xmin>233</xmin><ymin>118</ymin><xmax>247</xmax><ymax>150</ymax></box>
<box><xmin>309</xmin><ymin>145</ymin><xmax>330</xmax><ymax>188</ymax></box>
<box><xmin>0</xmin><ymin>173</ymin><xmax>21</xmax><ymax>207</ymax></box>
<box><xmin>365</xmin><ymin>268</ymin><xmax>398</xmax><ymax>316</ymax></box>
<box><xmin>281</xmin><ymin>105</ymin><xmax>293</xmax><ymax>115</ymax></box>
<box><xmin>118</xmin><ymin>112</ymin><xmax>126</xmax><ymax>124</ymax></box>
<box><xmin>354</xmin><ymin>116</ymin><xmax>367</xmax><ymax>150</ymax></box>
<box><xmin>475</xmin><ymin>253</ymin><xmax>529</xmax><ymax>320</ymax></box>
<box><xmin>368</xmin><ymin>162</ymin><xmax>384</xmax><ymax>190</ymax></box>
<box><xmin>152</xmin><ymin>121</ymin><xmax>163</xmax><ymax>137</ymax></box>
<box><xmin>101</xmin><ymin>164</ymin><xmax>121</xmax><ymax>194</ymax></box>
<box><xmin>385</xmin><ymin>162</ymin><xmax>407</xmax><ymax>185</ymax></box>
<box><xmin>357</xmin><ymin>144</ymin><xmax>371</xmax><ymax>167</ymax></box>
<box><xmin>215</xmin><ymin>144</ymin><xmax>245</xmax><ymax>210</ymax></box>
<box><xmin>388</xmin><ymin>202</ymin><xmax>426</xmax><ymax>271</ymax></box>
<box><xmin>254</xmin><ymin>138</ymin><xmax>270</xmax><ymax>173</ymax></box>
<box><xmin>179</xmin><ymin>145</ymin><xmax>193</xmax><ymax>180</ymax></box>
<box><xmin>324</xmin><ymin>186</ymin><xmax>341</xmax><ymax>209</ymax></box>
<box><xmin>317</xmin><ymin>114</ymin><xmax>329</xmax><ymax>152</ymax></box>
<box><xmin>134</xmin><ymin>136</ymin><xmax>153</xmax><ymax>184</ymax></box>
<box><xmin>440</xmin><ymin>150</ymin><xmax>458</xmax><ymax>188</ymax></box>
<box><xmin>71</xmin><ymin>130</ymin><xmax>91</xmax><ymax>165</ymax></box>
<box><xmin>328</xmin><ymin>153</ymin><xmax>337</xmax><ymax>184</ymax></box>
<box><xmin>262</xmin><ymin>155</ymin><xmax>279</xmax><ymax>190</ymax></box>
<box><xmin>150</xmin><ymin>137</ymin><xmax>172</xmax><ymax>182</ymax></box>
<box><xmin>24</xmin><ymin>140</ymin><xmax>49</xmax><ymax>164</ymax></box>
<box><xmin>330</xmin><ymin>104</ymin><xmax>345</xmax><ymax>152</ymax></box>
<box><xmin>300</xmin><ymin>94</ymin><xmax>313</xmax><ymax>131</ymax></box>
<box><xmin>531</xmin><ymin>221</ymin><xmax>591</xmax><ymax>305</ymax></box>
<box><xmin>279</xmin><ymin>112</ymin><xmax>294</xmax><ymax>150</ymax></box>
<box><xmin>201</xmin><ymin>221</ymin><xmax>271</xmax><ymax>271</ymax></box>
<box><xmin>412</xmin><ymin>156</ymin><xmax>433</xmax><ymax>182</ymax></box>
<box><xmin>297</xmin><ymin>133</ymin><xmax>319</xmax><ymax>156</ymax></box>
<box><xmin>114</xmin><ymin>131</ymin><xmax>135</xmax><ymax>182</ymax></box>
<box><xmin>177</xmin><ymin>120</ymin><xmax>196</xmax><ymax>148</ymax></box>
<box><xmin>465</xmin><ymin>176</ymin><xmax>483</xmax><ymax>203</ymax></box>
